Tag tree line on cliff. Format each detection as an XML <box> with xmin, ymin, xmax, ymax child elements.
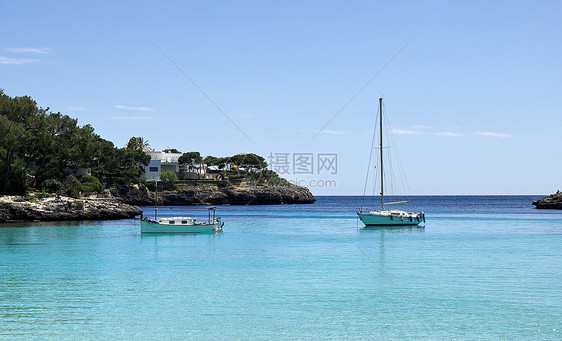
<box><xmin>140</xmin><ymin>148</ymin><xmax>289</xmax><ymax>190</ymax></box>
<box><xmin>0</xmin><ymin>90</ymin><xmax>150</xmax><ymax>195</ymax></box>
<box><xmin>0</xmin><ymin>91</ymin><xmax>289</xmax><ymax>196</ymax></box>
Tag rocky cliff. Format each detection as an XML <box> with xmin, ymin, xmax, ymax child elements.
<box><xmin>0</xmin><ymin>196</ymin><xmax>142</xmax><ymax>223</ymax></box>
<box><xmin>110</xmin><ymin>184</ymin><xmax>316</xmax><ymax>205</ymax></box>
<box><xmin>0</xmin><ymin>184</ymin><xmax>315</xmax><ymax>223</ymax></box>
<box><xmin>532</xmin><ymin>191</ymin><xmax>562</xmax><ymax>209</ymax></box>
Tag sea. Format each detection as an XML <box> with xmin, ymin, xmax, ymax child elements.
<box><xmin>1</xmin><ymin>195</ymin><xmax>561</xmax><ymax>340</ymax></box>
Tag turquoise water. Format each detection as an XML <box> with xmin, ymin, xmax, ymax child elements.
<box><xmin>1</xmin><ymin>196</ymin><xmax>561</xmax><ymax>340</ymax></box>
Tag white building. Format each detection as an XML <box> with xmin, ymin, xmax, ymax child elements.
<box><xmin>144</xmin><ymin>151</ymin><xmax>183</xmax><ymax>181</ymax></box>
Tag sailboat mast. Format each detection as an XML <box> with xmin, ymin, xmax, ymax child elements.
<box><xmin>379</xmin><ymin>97</ymin><xmax>384</xmax><ymax>210</ymax></box>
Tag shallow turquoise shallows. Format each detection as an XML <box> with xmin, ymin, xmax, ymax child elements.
<box><xmin>1</xmin><ymin>196</ymin><xmax>561</xmax><ymax>340</ymax></box>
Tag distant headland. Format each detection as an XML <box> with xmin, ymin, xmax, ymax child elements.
<box><xmin>112</xmin><ymin>183</ymin><xmax>315</xmax><ymax>206</ymax></box>
<box><xmin>0</xmin><ymin>90</ymin><xmax>315</xmax><ymax>222</ymax></box>
<box><xmin>532</xmin><ymin>191</ymin><xmax>562</xmax><ymax>209</ymax></box>
<box><xmin>0</xmin><ymin>184</ymin><xmax>315</xmax><ymax>223</ymax></box>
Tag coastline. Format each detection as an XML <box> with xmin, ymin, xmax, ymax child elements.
<box><xmin>532</xmin><ymin>191</ymin><xmax>562</xmax><ymax>209</ymax></box>
<box><xmin>0</xmin><ymin>195</ymin><xmax>141</xmax><ymax>223</ymax></box>
<box><xmin>111</xmin><ymin>184</ymin><xmax>316</xmax><ymax>206</ymax></box>
<box><xmin>0</xmin><ymin>185</ymin><xmax>316</xmax><ymax>223</ymax></box>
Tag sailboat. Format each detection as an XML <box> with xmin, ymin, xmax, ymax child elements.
<box><xmin>356</xmin><ymin>98</ymin><xmax>425</xmax><ymax>226</ymax></box>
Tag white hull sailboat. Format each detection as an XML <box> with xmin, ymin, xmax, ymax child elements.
<box><xmin>357</xmin><ymin>209</ymin><xmax>425</xmax><ymax>226</ymax></box>
<box><xmin>357</xmin><ymin>98</ymin><xmax>425</xmax><ymax>226</ymax></box>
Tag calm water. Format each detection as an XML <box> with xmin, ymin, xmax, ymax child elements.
<box><xmin>1</xmin><ymin>196</ymin><xmax>561</xmax><ymax>340</ymax></box>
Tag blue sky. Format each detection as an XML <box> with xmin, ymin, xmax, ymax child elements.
<box><xmin>1</xmin><ymin>0</ymin><xmax>561</xmax><ymax>195</ymax></box>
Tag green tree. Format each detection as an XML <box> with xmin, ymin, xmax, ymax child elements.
<box><xmin>100</xmin><ymin>148</ymin><xmax>151</xmax><ymax>185</ymax></box>
<box><xmin>160</xmin><ymin>170</ymin><xmax>178</xmax><ymax>183</ymax></box>
<box><xmin>0</xmin><ymin>159</ymin><xmax>27</xmax><ymax>194</ymax></box>
<box><xmin>179</xmin><ymin>151</ymin><xmax>202</xmax><ymax>165</ymax></box>
<box><xmin>29</xmin><ymin>112</ymin><xmax>85</xmax><ymax>187</ymax></box>
<box><xmin>42</xmin><ymin>179</ymin><xmax>63</xmax><ymax>193</ymax></box>
<box><xmin>0</xmin><ymin>91</ymin><xmax>155</xmax><ymax>194</ymax></box>
<box><xmin>62</xmin><ymin>176</ymin><xmax>83</xmax><ymax>198</ymax></box>
<box><xmin>178</xmin><ymin>152</ymin><xmax>203</xmax><ymax>177</ymax></box>
<box><xmin>203</xmin><ymin>155</ymin><xmax>219</xmax><ymax>165</ymax></box>
<box><xmin>160</xmin><ymin>170</ymin><xmax>178</xmax><ymax>190</ymax></box>
<box><xmin>163</xmin><ymin>148</ymin><xmax>181</xmax><ymax>153</ymax></box>
<box><xmin>231</xmin><ymin>153</ymin><xmax>267</xmax><ymax>171</ymax></box>
<box><xmin>80</xmin><ymin>175</ymin><xmax>103</xmax><ymax>193</ymax></box>
<box><xmin>0</xmin><ymin>115</ymin><xmax>27</xmax><ymax>164</ymax></box>
<box><xmin>0</xmin><ymin>90</ymin><xmax>38</xmax><ymax>128</ymax></box>
<box><xmin>126</xmin><ymin>137</ymin><xmax>151</xmax><ymax>152</ymax></box>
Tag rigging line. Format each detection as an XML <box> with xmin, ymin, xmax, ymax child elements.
<box><xmin>369</xmin><ymin>137</ymin><xmax>381</xmax><ymax>207</ymax></box>
<box><xmin>150</xmin><ymin>235</ymin><xmax>216</xmax><ymax>300</ymax></box>
<box><xmin>380</xmin><ymin>107</ymin><xmax>393</xmax><ymax>196</ymax></box>
<box><xmin>382</xmin><ymin>104</ymin><xmax>397</xmax><ymax>195</ymax></box>
<box><xmin>385</xmin><ymin>107</ymin><xmax>411</xmax><ymax>195</ymax></box>
<box><xmin>373</xmin><ymin>158</ymin><xmax>379</xmax><ymax>200</ymax></box>
<box><xmin>148</xmin><ymin>37</ymin><xmax>255</xmax><ymax>145</ymax></box>
<box><xmin>390</xmin><ymin>104</ymin><xmax>412</xmax><ymax>194</ymax></box>
<box><xmin>362</xmin><ymin>102</ymin><xmax>380</xmax><ymax>207</ymax></box>
<box><xmin>384</xmin><ymin>103</ymin><xmax>410</xmax><ymax>195</ymax></box>
<box><xmin>327</xmin><ymin>217</ymin><xmax>415</xmax><ymax>304</ymax></box>
<box><xmin>307</xmin><ymin>38</ymin><xmax>414</xmax><ymax>145</ymax></box>
<box><xmin>396</xmin><ymin>143</ymin><xmax>411</xmax><ymax>195</ymax></box>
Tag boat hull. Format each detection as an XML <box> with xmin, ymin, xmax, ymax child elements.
<box><xmin>140</xmin><ymin>219</ymin><xmax>222</xmax><ymax>233</ymax></box>
<box><xmin>357</xmin><ymin>211</ymin><xmax>424</xmax><ymax>226</ymax></box>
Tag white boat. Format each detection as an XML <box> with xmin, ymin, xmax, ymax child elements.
<box><xmin>357</xmin><ymin>98</ymin><xmax>425</xmax><ymax>226</ymax></box>
<box><xmin>357</xmin><ymin>209</ymin><xmax>425</xmax><ymax>226</ymax></box>
<box><xmin>141</xmin><ymin>206</ymin><xmax>223</xmax><ymax>233</ymax></box>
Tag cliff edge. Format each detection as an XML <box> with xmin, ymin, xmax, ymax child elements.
<box><xmin>110</xmin><ymin>184</ymin><xmax>316</xmax><ymax>206</ymax></box>
<box><xmin>0</xmin><ymin>196</ymin><xmax>142</xmax><ymax>223</ymax></box>
<box><xmin>533</xmin><ymin>191</ymin><xmax>562</xmax><ymax>209</ymax></box>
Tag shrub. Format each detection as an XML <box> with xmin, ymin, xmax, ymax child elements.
<box><xmin>40</xmin><ymin>188</ymin><xmax>52</xmax><ymax>198</ymax></box>
<box><xmin>62</xmin><ymin>176</ymin><xmax>83</xmax><ymax>198</ymax></box>
<box><xmin>42</xmin><ymin>179</ymin><xmax>63</xmax><ymax>193</ymax></box>
<box><xmin>145</xmin><ymin>180</ymin><xmax>157</xmax><ymax>192</ymax></box>
<box><xmin>217</xmin><ymin>180</ymin><xmax>231</xmax><ymax>188</ymax></box>
<box><xmin>160</xmin><ymin>171</ymin><xmax>178</xmax><ymax>190</ymax></box>
<box><xmin>80</xmin><ymin>175</ymin><xmax>103</xmax><ymax>193</ymax></box>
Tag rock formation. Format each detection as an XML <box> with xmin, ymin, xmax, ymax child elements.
<box><xmin>110</xmin><ymin>184</ymin><xmax>316</xmax><ymax>206</ymax></box>
<box><xmin>532</xmin><ymin>191</ymin><xmax>562</xmax><ymax>209</ymax></box>
<box><xmin>0</xmin><ymin>184</ymin><xmax>315</xmax><ymax>222</ymax></box>
<box><xmin>0</xmin><ymin>196</ymin><xmax>141</xmax><ymax>223</ymax></box>
<box><xmin>109</xmin><ymin>183</ymin><xmax>153</xmax><ymax>205</ymax></box>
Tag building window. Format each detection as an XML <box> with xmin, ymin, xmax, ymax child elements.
<box><xmin>149</xmin><ymin>167</ymin><xmax>158</xmax><ymax>172</ymax></box>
